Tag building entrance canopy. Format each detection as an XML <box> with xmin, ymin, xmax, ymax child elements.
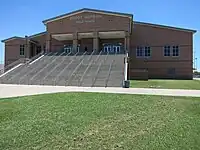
<box><xmin>51</xmin><ymin>31</ymin><xmax>126</xmax><ymax>41</ymax></box>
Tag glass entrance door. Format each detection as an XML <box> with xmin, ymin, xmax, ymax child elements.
<box><xmin>104</xmin><ymin>45</ymin><xmax>112</xmax><ymax>53</ymax></box>
<box><xmin>64</xmin><ymin>46</ymin><xmax>72</xmax><ymax>53</ymax></box>
<box><xmin>103</xmin><ymin>45</ymin><xmax>121</xmax><ymax>53</ymax></box>
<box><xmin>113</xmin><ymin>46</ymin><xmax>121</xmax><ymax>53</ymax></box>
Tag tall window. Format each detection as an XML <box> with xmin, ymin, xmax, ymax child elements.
<box><xmin>164</xmin><ymin>46</ymin><xmax>170</xmax><ymax>56</ymax></box>
<box><xmin>136</xmin><ymin>46</ymin><xmax>143</xmax><ymax>57</ymax></box>
<box><xmin>172</xmin><ymin>46</ymin><xmax>179</xmax><ymax>56</ymax></box>
<box><xmin>20</xmin><ymin>45</ymin><xmax>25</xmax><ymax>56</ymax></box>
<box><xmin>144</xmin><ymin>46</ymin><xmax>151</xmax><ymax>57</ymax></box>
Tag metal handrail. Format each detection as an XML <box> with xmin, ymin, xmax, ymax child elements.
<box><xmin>77</xmin><ymin>51</ymin><xmax>96</xmax><ymax>86</ymax></box>
<box><xmin>53</xmin><ymin>51</ymin><xmax>80</xmax><ymax>85</ymax></box>
<box><xmin>8</xmin><ymin>52</ymin><xmax>52</xmax><ymax>82</ymax></box>
<box><xmin>74</xmin><ymin>51</ymin><xmax>101</xmax><ymax>86</ymax></box>
<box><xmin>91</xmin><ymin>60</ymin><xmax>104</xmax><ymax>87</ymax></box>
<box><xmin>87</xmin><ymin>50</ymin><xmax>95</xmax><ymax>61</ymax></box>
<box><xmin>0</xmin><ymin>58</ymin><xmax>28</xmax><ymax>75</ymax></box>
<box><xmin>29</xmin><ymin>52</ymin><xmax>65</xmax><ymax>83</ymax></box>
<box><xmin>94</xmin><ymin>51</ymin><xmax>102</xmax><ymax>63</ymax></box>
<box><xmin>66</xmin><ymin>51</ymin><xmax>88</xmax><ymax>86</ymax></box>
<box><xmin>105</xmin><ymin>60</ymin><xmax>114</xmax><ymax>87</ymax></box>
<box><xmin>42</xmin><ymin>52</ymin><xmax>71</xmax><ymax>83</ymax></box>
<box><xmin>16</xmin><ymin>52</ymin><xmax>54</xmax><ymax>84</ymax></box>
<box><xmin>78</xmin><ymin>59</ymin><xmax>94</xmax><ymax>86</ymax></box>
<box><xmin>26</xmin><ymin>51</ymin><xmax>45</xmax><ymax>64</ymax></box>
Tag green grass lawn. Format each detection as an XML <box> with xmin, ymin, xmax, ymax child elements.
<box><xmin>131</xmin><ymin>79</ymin><xmax>200</xmax><ymax>90</ymax></box>
<box><xmin>1</xmin><ymin>93</ymin><xmax>200</xmax><ymax>149</ymax></box>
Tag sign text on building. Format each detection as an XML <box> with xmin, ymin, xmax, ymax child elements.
<box><xmin>70</xmin><ymin>14</ymin><xmax>102</xmax><ymax>23</ymax></box>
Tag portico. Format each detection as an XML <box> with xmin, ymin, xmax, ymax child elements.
<box><xmin>49</xmin><ymin>31</ymin><xmax>130</xmax><ymax>53</ymax></box>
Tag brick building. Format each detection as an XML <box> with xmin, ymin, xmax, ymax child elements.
<box><xmin>1</xmin><ymin>8</ymin><xmax>196</xmax><ymax>79</ymax></box>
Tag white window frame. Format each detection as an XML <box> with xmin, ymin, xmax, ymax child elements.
<box><xmin>172</xmin><ymin>45</ymin><xmax>179</xmax><ymax>57</ymax></box>
<box><xmin>163</xmin><ymin>46</ymin><xmax>171</xmax><ymax>57</ymax></box>
<box><xmin>136</xmin><ymin>46</ymin><xmax>143</xmax><ymax>57</ymax></box>
<box><xmin>20</xmin><ymin>45</ymin><xmax>25</xmax><ymax>56</ymax></box>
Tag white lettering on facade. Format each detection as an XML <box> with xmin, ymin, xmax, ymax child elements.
<box><xmin>70</xmin><ymin>14</ymin><xmax>102</xmax><ymax>23</ymax></box>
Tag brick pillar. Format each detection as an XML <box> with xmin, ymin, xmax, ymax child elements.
<box><xmin>93</xmin><ymin>38</ymin><xmax>99</xmax><ymax>52</ymax></box>
<box><xmin>46</xmin><ymin>34</ymin><xmax>51</xmax><ymax>53</ymax></box>
<box><xmin>25</xmin><ymin>36</ymin><xmax>30</xmax><ymax>58</ymax></box>
<box><xmin>125</xmin><ymin>32</ymin><xmax>130</xmax><ymax>53</ymax></box>
<box><xmin>124</xmin><ymin>37</ymin><xmax>127</xmax><ymax>52</ymax></box>
<box><xmin>93</xmin><ymin>31</ymin><xmax>99</xmax><ymax>52</ymax></box>
<box><xmin>73</xmin><ymin>32</ymin><xmax>78</xmax><ymax>53</ymax></box>
<box><xmin>73</xmin><ymin>39</ymin><xmax>78</xmax><ymax>53</ymax></box>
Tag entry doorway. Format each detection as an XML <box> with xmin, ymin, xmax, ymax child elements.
<box><xmin>103</xmin><ymin>45</ymin><xmax>112</xmax><ymax>53</ymax></box>
<box><xmin>113</xmin><ymin>45</ymin><xmax>121</xmax><ymax>53</ymax></box>
<box><xmin>64</xmin><ymin>46</ymin><xmax>72</xmax><ymax>53</ymax></box>
<box><xmin>64</xmin><ymin>45</ymin><xmax>80</xmax><ymax>53</ymax></box>
<box><xmin>103</xmin><ymin>45</ymin><xmax>121</xmax><ymax>53</ymax></box>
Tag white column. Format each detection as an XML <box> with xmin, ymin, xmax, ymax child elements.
<box><xmin>124</xmin><ymin>53</ymin><xmax>129</xmax><ymax>81</ymax></box>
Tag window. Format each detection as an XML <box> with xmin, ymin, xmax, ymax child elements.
<box><xmin>164</xmin><ymin>46</ymin><xmax>170</xmax><ymax>56</ymax></box>
<box><xmin>136</xmin><ymin>46</ymin><xmax>143</xmax><ymax>57</ymax></box>
<box><xmin>172</xmin><ymin>46</ymin><xmax>179</xmax><ymax>56</ymax></box>
<box><xmin>144</xmin><ymin>46</ymin><xmax>151</xmax><ymax>57</ymax></box>
<box><xmin>20</xmin><ymin>45</ymin><xmax>25</xmax><ymax>56</ymax></box>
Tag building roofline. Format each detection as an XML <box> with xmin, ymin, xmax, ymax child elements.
<box><xmin>29</xmin><ymin>31</ymin><xmax>46</xmax><ymax>38</ymax></box>
<box><xmin>134</xmin><ymin>21</ymin><xmax>197</xmax><ymax>33</ymax></box>
<box><xmin>1</xmin><ymin>36</ymin><xmax>25</xmax><ymax>43</ymax></box>
<box><xmin>43</xmin><ymin>8</ymin><xmax>133</xmax><ymax>24</ymax></box>
<box><xmin>2</xmin><ymin>31</ymin><xmax>47</xmax><ymax>43</ymax></box>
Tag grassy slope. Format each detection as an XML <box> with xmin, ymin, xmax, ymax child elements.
<box><xmin>0</xmin><ymin>93</ymin><xmax>200</xmax><ymax>149</ymax></box>
<box><xmin>131</xmin><ymin>79</ymin><xmax>200</xmax><ymax>90</ymax></box>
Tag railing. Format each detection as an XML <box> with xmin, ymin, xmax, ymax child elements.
<box><xmin>78</xmin><ymin>59</ymin><xmax>94</xmax><ymax>86</ymax></box>
<box><xmin>42</xmin><ymin>52</ymin><xmax>71</xmax><ymax>83</ymax></box>
<box><xmin>66</xmin><ymin>51</ymin><xmax>88</xmax><ymax>86</ymax></box>
<box><xmin>53</xmin><ymin>51</ymin><xmax>80</xmax><ymax>85</ymax></box>
<box><xmin>94</xmin><ymin>51</ymin><xmax>102</xmax><ymax>63</ymax></box>
<box><xmin>91</xmin><ymin>60</ymin><xmax>104</xmax><ymax>87</ymax></box>
<box><xmin>0</xmin><ymin>51</ymin><xmax>45</xmax><ymax>76</ymax></box>
<box><xmin>29</xmin><ymin>52</ymin><xmax>65</xmax><ymax>83</ymax></box>
<box><xmin>17</xmin><ymin>52</ymin><xmax>54</xmax><ymax>84</ymax></box>
<box><xmin>87</xmin><ymin>50</ymin><xmax>95</xmax><ymax>61</ymax></box>
<box><xmin>105</xmin><ymin>60</ymin><xmax>114</xmax><ymax>87</ymax></box>
<box><xmin>27</xmin><ymin>51</ymin><xmax>45</xmax><ymax>64</ymax></box>
<box><xmin>0</xmin><ymin>58</ymin><xmax>29</xmax><ymax>75</ymax></box>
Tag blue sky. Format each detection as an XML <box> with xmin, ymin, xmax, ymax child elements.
<box><xmin>0</xmin><ymin>0</ymin><xmax>199</xmax><ymax>69</ymax></box>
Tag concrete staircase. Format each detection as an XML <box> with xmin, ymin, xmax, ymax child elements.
<box><xmin>0</xmin><ymin>52</ymin><xmax>125</xmax><ymax>87</ymax></box>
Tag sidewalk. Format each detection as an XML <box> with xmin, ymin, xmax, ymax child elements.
<box><xmin>1</xmin><ymin>84</ymin><xmax>200</xmax><ymax>98</ymax></box>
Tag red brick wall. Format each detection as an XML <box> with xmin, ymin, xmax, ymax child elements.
<box><xmin>129</xmin><ymin>22</ymin><xmax>193</xmax><ymax>79</ymax></box>
<box><xmin>4</xmin><ymin>39</ymin><xmax>26</xmax><ymax>66</ymax></box>
<box><xmin>46</xmin><ymin>12</ymin><xmax>131</xmax><ymax>34</ymax></box>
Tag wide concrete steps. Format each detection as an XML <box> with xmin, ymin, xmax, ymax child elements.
<box><xmin>0</xmin><ymin>52</ymin><xmax>125</xmax><ymax>87</ymax></box>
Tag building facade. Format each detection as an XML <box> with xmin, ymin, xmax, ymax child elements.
<box><xmin>2</xmin><ymin>8</ymin><xmax>196</xmax><ymax>79</ymax></box>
